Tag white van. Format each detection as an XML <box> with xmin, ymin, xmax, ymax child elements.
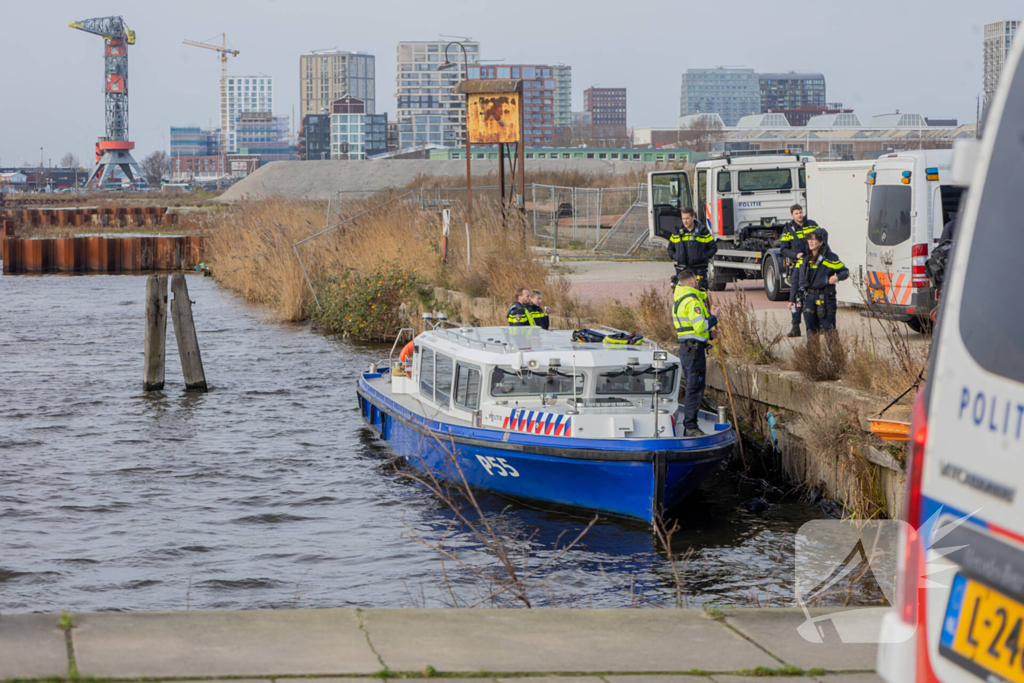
<box><xmin>876</xmin><ymin>19</ymin><xmax>1024</xmax><ymax>683</ymax></box>
<box><xmin>864</xmin><ymin>150</ymin><xmax>965</xmax><ymax>331</ymax></box>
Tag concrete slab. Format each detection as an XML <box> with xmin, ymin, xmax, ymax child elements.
<box><xmin>815</xmin><ymin>674</ymin><xmax>885</xmax><ymax>683</ymax></box>
<box><xmin>72</xmin><ymin>608</ymin><xmax>381</xmax><ymax>678</ymax></box>
<box><xmin>498</xmin><ymin>677</ymin><xmax>605</xmax><ymax>683</ymax></box>
<box><xmin>361</xmin><ymin>608</ymin><xmax>778</xmax><ymax>673</ymax></box>
<box><xmin>723</xmin><ymin>608</ymin><xmax>885</xmax><ymax>671</ymax></box>
<box><xmin>0</xmin><ymin>613</ymin><xmax>69</xmax><ymax>679</ymax></box>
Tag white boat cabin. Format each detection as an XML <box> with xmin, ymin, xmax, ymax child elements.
<box><xmin>384</xmin><ymin>326</ymin><xmax>684</xmax><ymax>439</ymax></box>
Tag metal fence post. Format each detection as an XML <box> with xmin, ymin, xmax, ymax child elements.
<box><xmin>531</xmin><ymin>183</ymin><xmax>537</xmax><ymax>236</ymax></box>
<box><xmin>572</xmin><ymin>187</ymin><xmax>578</xmax><ymax>241</ymax></box>
<box><xmin>596</xmin><ymin>188</ymin><xmax>603</xmax><ymax>248</ymax></box>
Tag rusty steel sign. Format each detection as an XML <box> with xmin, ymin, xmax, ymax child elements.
<box><xmin>456</xmin><ymin>79</ymin><xmax>522</xmax><ymax>144</ymax></box>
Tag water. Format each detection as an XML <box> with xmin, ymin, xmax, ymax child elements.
<box><xmin>1</xmin><ymin>272</ymin><xmax>833</xmax><ymax>613</ymax></box>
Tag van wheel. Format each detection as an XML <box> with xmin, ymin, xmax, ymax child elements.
<box><xmin>707</xmin><ymin>261</ymin><xmax>729</xmax><ymax>291</ymax></box>
<box><xmin>905</xmin><ymin>316</ymin><xmax>932</xmax><ymax>334</ymax></box>
<box><xmin>763</xmin><ymin>255</ymin><xmax>787</xmax><ymax>302</ymax></box>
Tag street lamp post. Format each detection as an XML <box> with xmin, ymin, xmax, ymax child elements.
<box><xmin>439</xmin><ymin>42</ymin><xmax>472</xmax><ymax>231</ymax></box>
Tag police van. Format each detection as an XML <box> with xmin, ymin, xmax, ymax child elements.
<box><xmin>876</xmin><ymin>20</ymin><xmax>1024</xmax><ymax>683</ymax></box>
<box><xmin>864</xmin><ymin>150</ymin><xmax>965</xmax><ymax>332</ymax></box>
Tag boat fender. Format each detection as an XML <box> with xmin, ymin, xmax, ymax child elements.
<box><xmin>399</xmin><ymin>341</ymin><xmax>415</xmax><ymax>368</ymax></box>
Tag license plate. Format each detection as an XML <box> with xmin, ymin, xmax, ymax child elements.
<box><xmin>941</xmin><ymin>574</ymin><xmax>1024</xmax><ymax>683</ymax></box>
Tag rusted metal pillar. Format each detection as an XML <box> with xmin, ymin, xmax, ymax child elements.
<box><xmin>498</xmin><ymin>142</ymin><xmax>506</xmax><ymax>223</ymax></box>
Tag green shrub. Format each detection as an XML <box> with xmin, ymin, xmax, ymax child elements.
<box><xmin>312</xmin><ymin>266</ymin><xmax>418</xmax><ymax>342</ymax></box>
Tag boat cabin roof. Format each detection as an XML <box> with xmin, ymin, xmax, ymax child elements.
<box><xmin>415</xmin><ymin>326</ymin><xmax>678</xmax><ymax>368</ymax></box>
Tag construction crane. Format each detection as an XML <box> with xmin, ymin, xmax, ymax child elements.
<box><xmin>183</xmin><ymin>35</ymin><xmax>239</xmax><ymax>189</ymax></box>
<box><xmin>69</xmin><ymin>16</ymin><xmax>144</xmax><ymax>188</ymax></box>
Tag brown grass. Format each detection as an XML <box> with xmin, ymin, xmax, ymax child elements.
<box><xmin>792</xmin><ymin>331</ymin><xmax>848</xmax><ymax>382</ymax></box>
<box><xmin>201</xmin><ymin>195</ymin><xmax>580</xmax><ymax>327</ymax></box>
<box><xmin>405</xmin><ymin>167</ymin><xmax>655</xmax><ymax>191</ymax></box>
<box><xmin>592</xmin><ymin>285</ymin><xmax>676</xmax><ymax>348</ymax></box>
<box><xmin>716</xmin><ymin>287</ymin><xmax>785</xmax><ymax>365</ymax></box>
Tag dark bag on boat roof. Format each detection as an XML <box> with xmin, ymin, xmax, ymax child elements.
<box><xmin>602</xmin><ymin>332</ymin><xmax>644</xmax><ymax>346</ymax></box>
<box><xmin>571</xmin><ymin>328</ymin><xmax>607</xmax><ymax>343</ymax></box>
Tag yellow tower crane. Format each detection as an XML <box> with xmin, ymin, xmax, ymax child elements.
<box><xmin>182</xmin><ymin>34</ymin><xmax>239</xmax><ymax>189</ymax></box>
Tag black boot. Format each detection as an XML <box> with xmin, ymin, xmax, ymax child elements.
<box><xmin>684</xmin><ymin>427</ymin><xmax>706</xmax><ymax>437</ymax></box>
<box><xmin>787</xmin><ymin>324</ymin><xmax>801</xmax><ymax>338</ymax></box>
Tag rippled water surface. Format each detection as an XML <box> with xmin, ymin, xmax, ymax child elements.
<box><xmin>1</xmin><ymin>272</ymin><xmax>833</xmax><ymax>613</ymax></box>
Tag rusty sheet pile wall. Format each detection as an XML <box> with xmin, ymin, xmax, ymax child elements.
<box><xmin>1</xmin><ymin>206</ymin><xmax>177</xmax><ymax>229</ymax></box>
<box><xmin>2</xmin><ymin>235</ymin><xmax>204</xmax><ymax>274</ymax></box>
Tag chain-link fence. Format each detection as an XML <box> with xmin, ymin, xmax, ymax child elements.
<box><xmin>408</xmin><ymin>182</ymin><xmax>657</xmax><ymax>257</ymax></box>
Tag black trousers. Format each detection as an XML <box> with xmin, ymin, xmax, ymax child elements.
<box><xmin>802</xmin><ymin>294</ymin><xmax>838</xmax><ymax>334</ymax></box>
<box><xmin>675</xmin><ymin>265</ymin><xmax>709</xmax><ymax>290</ymax></box>
<box><xmin>678</xmin><ymin>340</ymin><xmax>707</xmax><ymax>430</ymax></box>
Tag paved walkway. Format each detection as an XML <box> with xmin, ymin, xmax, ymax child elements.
<box><xmin>2</xmin><ymin>607</ymin><xmax>887</xmax><ymax>682</ymax></box>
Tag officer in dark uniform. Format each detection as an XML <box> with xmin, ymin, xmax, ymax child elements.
<box><xmin>506</xmin><ymin>287</ymin><xmax>533</xmax><ymax>327</ymax></box>
<box><xmin>779</xmin><ymin>204</ymin><xmax>820</xmax><ymax>337</ymax></box>
<box><xmin>671</xmin><ymin>267</ymin><xmax>720</xmax><ymax>437</ymax></box>
<box><xmin>668</xmin><ymin>207</ymin><xmax>718</xmax><ymax>290</ymax></box>
<box><xmin>788</xmin><ymin>228</ymin><xmax>849</xmax><ymax>335</ymax></box>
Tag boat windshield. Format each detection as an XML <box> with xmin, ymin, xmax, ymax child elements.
<box><xmin>595</xmin><ymin>364</ymin><xmax>678</xmax><ymax>395</ymax></box>
<box><xmin>490</xmin><ymin>367</ymin><xmax>584</xmax><ymax>397</ymax></box>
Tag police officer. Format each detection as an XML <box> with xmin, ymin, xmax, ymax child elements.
<box><xmin>672</xmin><ymin>267</ymin><xmax>720</xmax><ymax>437</ymax></box>
<box><xmin>779</xmin><ymin>204</ymin><xmax>820</xmax><ymax>338</ymax></box>
<box><xmin>788</xmin><ymin>228</ymin><xmax>849</xmax><ymax>335</ymax></box>
<box><xmin>526</xmin><ymin>289</ymin><xmax>550</xmax><ymax>330</ymax></box>
<box><xmin>668</xmin><ymin>207</ymin><xmax>718</xmax><ymax>290</ymax></box>
<box><xmin>507</xmin><ymin>287</ymin><xmax>534</xmax><ymax>326</ymax></box>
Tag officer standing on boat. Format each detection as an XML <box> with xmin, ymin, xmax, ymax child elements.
<box><xmin>788</xmin><ymin>228</ymin><xmax>849</xmax><ymax>334</ymax></box>
<box><xmin>779</xmin><ymin>204</ymin><xmax>819</xmax><ymax>338</ymax></box>
<box><xmin>507</xmin><ymin>287</ymin><xmax>534</xmax><ymax>326</ymax></box>
<box><xmin>672</xmin><ymin>267</ymin><xmax>720</xmax><ymax>437</ymax></box>
<box><xmin>668</xmin><ymin>207</ymin><xmax>717</xmax><ymax>290</ymax></box>
<box><xmin>526</xmin><ymin>289</ymin><xmax>550</xmax><ymax>329</ymax></box>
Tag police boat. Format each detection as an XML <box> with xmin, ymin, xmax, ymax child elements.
<box><xmin>356</xmin><ymin>323</ymin><xmax>737</xmax><ymax>525</ymax></box>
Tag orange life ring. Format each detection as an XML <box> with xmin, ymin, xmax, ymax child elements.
<box><xmin>399</xmin><ymin>341</ymin><xmax>415</xmax><ymax>365</ymax></box>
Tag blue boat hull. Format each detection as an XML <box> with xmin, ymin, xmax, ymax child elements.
<box><xmin>357</xmin><ymin>374</ymin><xmax>736</xmax><ymax>524</ymax></box>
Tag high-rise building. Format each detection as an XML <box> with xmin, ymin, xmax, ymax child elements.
<box><xmin>680</xmin><ymin>68</ymin><xmax>759</xmax><ymax>126</ymax></box>
<box><xmin>235</xmin><ymin>112</ymin><xmax>290</xmax><ymax>163</ymax></box>
<box><xmin>226</xmin><ymin>76</ymin><xmax>274</xmax><ymax>153</ymax></box>
<box><xmin>984</xmin><ymin>20</ymin><xmax>1020</xmax><ymax>111</ymax></box>
<box><xmin>386</xmin><ymin>121</ymin><xmax>399</xmax><ymax>152</ymax></box>
<box><xmin>468</xmin><ymin>64</ymin><xmax>570</xmax><ymax>146</ymax></box>
<box><xmin>758</xmin><ymin>72</ymin><xmax>825</xmax><ymax>113</ymax></box>
<box><xmin>395</xmin><ymin>40</ymin><xmax>480</xmax><ymax>149</ymax></box>
<box><xmin>583</xmin><ymin>86</ymin><xmax>627</xmax><ymax>126</ymax></box>
<box><xmin>299</xmin><ymin>50</ymin><xmax>375</xmax><ymax>118</ymax></box>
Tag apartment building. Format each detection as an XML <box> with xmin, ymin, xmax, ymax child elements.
<box><xmin>225</xmin><ymin>76</ymin><xmax>274</xmax><ymax>153</ymax></box>
<box><xmin>583</xmin><ymin>86</ymin><xmax>627</xmax><ymax>126</ymax></box>
<box><xmin>984</xmin><ymin>20</ymin><xmax>1020</xmax><ymax>111</ymax></box>
<box><xmin>330</xmin><ymin>95</ymin><xmax>387</xmax><ymax>159</ymax></box>
<box><xmin>235</xmin><ymin>112</ymin><xmax>290</xmax><ymax>163</ymax></box>
<box><xmin>395</xmin><ymin>40</ymin><xmax>480</xmax><ymax>149</ymax></box>
<box><xmin>758</xmin><ymin>72</ymin><xmax>825</xmax><ymax>112</ymax></box>
<box><xmin>299</xmin><ymin>50</ymin><xmax>375</xmax><ymax>117</ymax></box>
<box><xmin>680</xmin><ymin>68</ymin><xmax>759</xmax><ymax>126</ymax></box>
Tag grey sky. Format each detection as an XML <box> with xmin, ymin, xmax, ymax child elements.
<box><xmin>1</xmin><ymin>0</ymin><xmax>1018</xmax><ymax>166</ymax></box>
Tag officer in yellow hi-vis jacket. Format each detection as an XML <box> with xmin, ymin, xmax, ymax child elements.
<box><xmin>672</xmin><ymin>267</ymin><xmax>720</xmax><ymax>437</ymax></box>
<box><xmin>788</xmin><ymin>228</ymin><xmax>849</xmax><ymax>334</ymax></box>
<box><xmin>668</xmin><ymin>207</ymin><xmax>718</xmax><ymax>289</ymax></box>
<box><xmin>507</xmin><ymin>287</ymin><xmax>534</xmax><ymax>326</ymax></box>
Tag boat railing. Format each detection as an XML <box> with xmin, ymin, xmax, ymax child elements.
<box><xmin>380</xmin><ymin>327</ymin><xmax>416</xmax><ymax>380</ymax></box>
<box><xmin>430</xmin><ymin>328</ymin><xmax>510</xmax><ymax>353</ymax></box>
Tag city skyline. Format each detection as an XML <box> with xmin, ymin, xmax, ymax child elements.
<box><xmin>0</xmin><ymin>0</ymin><xmax>1017</xmax><ymax>165</ymax></box>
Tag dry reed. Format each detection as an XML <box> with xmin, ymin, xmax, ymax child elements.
<box><xmin>716</xmin><ymin>287</ymin><xmax>784</xmax><ymax>365</ymax></box>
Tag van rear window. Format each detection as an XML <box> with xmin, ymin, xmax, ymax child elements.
<box><xmin>868</xmin><ymin>185</ymin><xmax>912</xmax><ymax>246</ymax></box>
<box><xmin>737</xmin><ymin>169</ymin><xmax>792</xmax><ymax>192</ymax></box>
<box><xmin>959</xmin><ymin>59</ymin><xmax>1024</xmax><ymax>384</ymax></box>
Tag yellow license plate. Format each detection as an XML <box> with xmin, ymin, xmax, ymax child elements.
<box><xmin>941</xmin><ymin>574</ymin><xmax>1024</xmax><ymax>683</ymax></box>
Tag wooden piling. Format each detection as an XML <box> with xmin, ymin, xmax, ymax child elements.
<box><xmin>169</xmin><ymin>274</ymin><xmax>207</xmax><ymax>392</ymax></box>
<box><xmin>144</xmin><ymin>274</ymin><xmax>168</xmax><ymax>391</ymax></box>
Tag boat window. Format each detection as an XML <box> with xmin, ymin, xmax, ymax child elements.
<box><xmin>595</xmin><ymin>364</ymin><xmax>678</xmax><ymax>395</ymax></box>
<box><xmin>716</xmin><ymin>170</ymin><xmax>731</xmax><ymax>193</ymax></box>
<box><xmin>419</xmin><ymin>347</ymin><xmax>434</xmax><ymax>400</ymax></box>
<box><xmin>489</xmin><ymin>367</ymin><xmax>584</xmax><ymax>397</ymax></box>
<box><xmin>435</xmin><ymin>353</ymin><xmax>454</xmax><ymax>407</ymax></box>
<box><xmin>738</xmin><ymin>169</ymin><xmax>793</xmax><ymax>192</ymax></box>
<box><xmin>453</xmin><ymin>363</ymin><xmax>481</xmax><ymax>411</ymax></box>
